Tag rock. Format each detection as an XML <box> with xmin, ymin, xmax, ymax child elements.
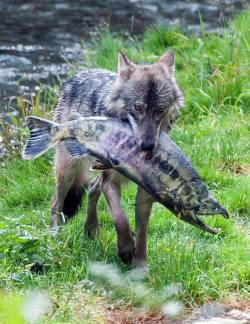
<box><xmin>0</xmin><ymin>55</ymin><xmax>32</xmax><ymax>68</ymax></box>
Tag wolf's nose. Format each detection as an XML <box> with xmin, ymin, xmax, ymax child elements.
<box><xmin>140</xmin><ymin>142</ymin><xmax>155</xmax><ymax>151</ymax></box>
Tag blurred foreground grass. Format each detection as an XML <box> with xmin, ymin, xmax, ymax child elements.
<box><xmin>0</xmin><ymin>11</ymin><xmax>249</xmax><ymax>323</ymax></box>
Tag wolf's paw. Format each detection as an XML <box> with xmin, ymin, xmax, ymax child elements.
<box><xmin>118</xmin><ymin>247</ymin><xmax>136</xmax><ymax>265</ymax></box>
<box><xmin>118</xmin><ymin>240</ymin><xmax>135</xmax><ymax>265</ymax></box>
<box><xmin>84</xmin><ymin>221</ymin><xmax>100</xmax><ymax>237</ymax></box>
<box><xmin>132</xmin><ymin>256</ymin><xmax>148</xmax><ymax>269</ymax></box>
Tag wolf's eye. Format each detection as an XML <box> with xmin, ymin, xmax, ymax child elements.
<box><xmin>159</xmin><ymin>106</ymin><xmax>166</xmax><ymax>113</ymax></box>
<box><xmin>134</xmin><ymin>104</ymin><xmax>143</xmax><ymax>111</ymax></box>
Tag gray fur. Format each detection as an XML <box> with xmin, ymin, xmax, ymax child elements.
<box><xmin>52</xmin><ymin>51</ymin><xmax>184</xmax><ymax>266</ymax></box>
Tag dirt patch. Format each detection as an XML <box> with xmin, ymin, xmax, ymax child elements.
<box><xmin>70</xmin><ymin>285</ymin><xmax>183</xmax><ymax>323</ymax></box>
<box><xmin>102</xmin><ymin>301</ymin><xmax>250</xmax><ymax>324</ymax></box>
<box><xmin>67</xmin><ymin>283</ymin><xmax>250</xmax><ymax>323</ymax></box>
<box><xmin>231</xmin><ymin>164</ymin><xmax>250</xmax><ymax>176</ymax></box>
<box><xmin>104</xmin><ymin>307</ymin><xmax>180</xmax><ymax>324</ymax></box>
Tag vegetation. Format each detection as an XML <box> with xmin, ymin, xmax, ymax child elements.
<box><xmin>0</xmin><ymin>11</ymin><xmax>249</xmax><ymax>322</ymax></box>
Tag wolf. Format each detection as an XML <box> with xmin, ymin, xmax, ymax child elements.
<box><xmin>51</xmin><ymin>50</ymin><xmax>184</xmax><ymax>267</ymax></box>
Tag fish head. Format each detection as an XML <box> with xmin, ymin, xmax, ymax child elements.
<box><xmin>195</xmin><ymin>195</ymin><xmax>229</xmax><ymax>219</ymax></box>
<box><xmin>174</xmin><ymin>189</ymin><xmax>229</xmax><ymax>235</ymax></box>
<box><xmin>177</xmin><ymin>181</ymin><xmax>229</xmax><ymax>219</ymax></box>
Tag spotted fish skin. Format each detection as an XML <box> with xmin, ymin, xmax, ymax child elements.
<box><xmin>23</xmin><ymin>116</ymin><xmax>228</xmax><ymax>234</ymax></box>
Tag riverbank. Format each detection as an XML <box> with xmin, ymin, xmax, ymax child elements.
<box><xmin>0</xmin><ymin>0</ymin><xmax>248</xmax><ymax>103</ymax></box>
<box><xmin>0</xmin><ymin>12</ymin><xmax>249</xmax><ymax>323</ymax></box>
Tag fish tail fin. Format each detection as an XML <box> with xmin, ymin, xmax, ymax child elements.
<box><xmin>22</xmin><ymin>116</ymin><xmax>59</xmax><ymax>160</ymax></box>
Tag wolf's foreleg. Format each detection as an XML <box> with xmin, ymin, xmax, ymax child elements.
<box><xmin>101</xmin><ymin>173</ymin><xmax>135</xmax><ymax>265</ymax></box>
<box><xmin>133</xmin><ymin>187</ymin><xmax>154</xmax><ymax>268</ymax></box>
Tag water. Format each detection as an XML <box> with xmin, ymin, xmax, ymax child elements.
<box><xmin>0</xmin><ymin>0</ymin><xmax>248</xmax><ymax>110</ymax></box>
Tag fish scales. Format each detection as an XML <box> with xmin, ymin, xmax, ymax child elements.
<box><xmin>23</xmin><ymin>116</ymin><xmax>229</xmax><ymax>234</ymax></box>
<box><xmin>91</xmin><ymin>121</ymin><xmax>196</xmax><ymax>196</ymax></box>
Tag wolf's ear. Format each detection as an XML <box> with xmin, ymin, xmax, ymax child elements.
<box><xmin>118</xmin><ymin>52</ymin><xmax>135</xmax><ymax>80</ymax></box>
<box><xmin>158</xmin><ymin>50</ymin><xmax>175</xmax><ymax>75</ymax></box>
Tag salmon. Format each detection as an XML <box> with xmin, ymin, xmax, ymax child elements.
<box><xmin>23</xmin><ymin>116</ymin><xmax>229</xmax><ymax>234</ymax></box>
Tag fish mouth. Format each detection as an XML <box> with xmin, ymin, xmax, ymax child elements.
<box><xmin>180</xmin><ymin>205</ymin><xmax>229</xmax><ymax>235</ymax></box>
<box><xmin>180</xmin><ymin>213</ymin><xmax>220</xmax><ymax>235</ymax></box>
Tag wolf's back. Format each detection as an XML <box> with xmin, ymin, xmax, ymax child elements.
<box><xmin>54</xmin><ymin>69</ymin><xmax>117</xmax><ymax>124</ymax></box>
<box><xmin>51</xmin><ymin>69</ymin><xmax>117</xmax><ymax>221</ymax></box>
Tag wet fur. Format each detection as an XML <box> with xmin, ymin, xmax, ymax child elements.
<box><xmin>52</xmin><ymin>51</ymin><xmax>184</xmax><ymax>265</ymax></box>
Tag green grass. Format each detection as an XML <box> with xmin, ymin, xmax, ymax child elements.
<box><xmin>0</xmin><ymin>11</ymin><xmax>250</xmax><ymax>323</ymax></box>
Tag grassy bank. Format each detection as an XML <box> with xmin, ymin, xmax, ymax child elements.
<box><xmin>0</xmin><ymin>12</ymin><xmax>250</xmax><ymax>322</ymax></box>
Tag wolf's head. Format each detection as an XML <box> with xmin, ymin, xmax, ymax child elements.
<box><xmin>105</xmin><ymin>51</ymin><xmax>184</xmax><ymax>151</ymax></box>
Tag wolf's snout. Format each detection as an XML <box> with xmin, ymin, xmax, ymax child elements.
<box><xmin>139</xmin><ymin>134</ymin><xmax>155</xmax><ymax>151</ymax></box>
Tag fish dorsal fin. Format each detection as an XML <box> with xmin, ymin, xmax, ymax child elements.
<box><xmin>64</xmin><ymin>139</ymin><xmax>88</xmax><ymax>157</ymax></box>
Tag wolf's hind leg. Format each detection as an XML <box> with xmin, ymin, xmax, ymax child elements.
<box><xmin>51</xmin><ymin>181</ymin><xmax>73</xmax><ymax>228</ymax></box>
<box><xmin>84</xmin><ymin>175</ymin><xmax>101</xmax><ymax>236</ymax></box>
<box><xmin>51</xmin><ymin>146</ymin><xmax>89</xmax><ymax>228</ymax></box>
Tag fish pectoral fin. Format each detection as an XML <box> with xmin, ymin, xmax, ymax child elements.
<box><xmin>91</xmin><ymin>163</ymin><xmax>111</xmax><ymax>171</ymax></box>
<box><xmin>64</xmin><ymin>139</ymin><xmax>88</xmax><ymax>157</ymax></box>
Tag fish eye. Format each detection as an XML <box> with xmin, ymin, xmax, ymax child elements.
<box><xmin>193</xmin><ymin>205</ymin><xmax>200</xmax><ymax>212</ymax></box>
<box><xmin>134</xmin><ymin>103</ymin><xmax>143</xmax><ymax>111</ymax></box>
